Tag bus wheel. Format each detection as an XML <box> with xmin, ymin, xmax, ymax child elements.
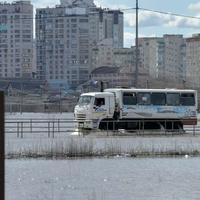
<box><xmin>99</xmin><ymin>121</ymin><xmax>107</xmax><ymax>130</ymax></box>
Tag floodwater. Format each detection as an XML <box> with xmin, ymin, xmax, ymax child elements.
<box><xmin>6</xmin><ymin>157</ymin><xmax>200</xmax><ymax>200</ymax></box>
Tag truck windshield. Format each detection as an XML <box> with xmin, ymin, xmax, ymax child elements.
<box><xmin>78</xmin><ymin>96</ymin><xmax>93</xmax><ymax>105</ymax></box>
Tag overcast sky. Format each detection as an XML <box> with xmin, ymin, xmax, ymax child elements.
<box><xmin>8</xmin><ymin>0</ymin><xmax>200</xmax><ymax>47</ymax></box>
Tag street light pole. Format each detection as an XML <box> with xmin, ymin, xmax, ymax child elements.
<box><xmin>134</xmin><ymin>0</ymin><xmax>139</xmax><ymax>88</ymax></box>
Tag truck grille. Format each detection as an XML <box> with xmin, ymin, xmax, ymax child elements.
<box><xmin>76</xmin><ymin>114</ymin><xmax>86</xmax><ymax>120</ymax></box>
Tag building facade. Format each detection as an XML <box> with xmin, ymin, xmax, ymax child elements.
<box><xmin>89</xmin><ymin>7</ymin><xmax>123</xmax><ymax>48</ymax></box>
<box><xmin>36</xmin><ymin>0</ymin><xmax>123</xmax><ymax>88</ymax></box>
<box><xmin>90</xmin><ymin>38</ymin><xmax>113</xmax><ymax>70</ymax></box>
<box><xmin>186</xmin><ymin>34</ymin><xmax>200</xmax><ymax>89</ymax></box>
<box><xmin>138</xmin><ymin>35</ymin><xmax>186</xmax><ymax>86</ymax></box>
<box><xmin>0</xmin><ymin>1</ymin><xmax>33</xmax><ymax>78</ymax></box>
<box><xmin>163</xmin><ymin>35</ymin><xmax>186</xmax><ymax>84</ymax></box>
<box><xmin>36</xmin><ymin>6</ymin><xmax>90</xmax><ymax>87</ymax></box>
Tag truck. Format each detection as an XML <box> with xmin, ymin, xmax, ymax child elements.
<box><xmin>74</xmin><ymin>88</ymin><xmax>198</xmax><ymax>130</ymax></box>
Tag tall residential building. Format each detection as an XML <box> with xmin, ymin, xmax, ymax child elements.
<box><xmin>163</xmin><ymin>35</ymin><xmax>186</xmax><ymax>83</ymax></box>
<box><xmin>186</xmin><ymin>34</ymin><xmax>200</xmax><ymax>89</ymax></box>
<box><xmin>138</xmin><ymin>37</ymin><xmax>164</xmax><ymax>79</ymax></box>
<box><xmin>138</xmin><ymin>35</ymin><xmax>186</xmax><ymax>85</ymax></box>
<box><xmin>89</xmin><ymin>7</ymin><xmax>123</xmax><ymax>48</ymax></box>
<box><xmin>36</xmin><ymin>6</ymin><xmax>90</xmax><ymax>86</ymax></box>
<box><xmin>0</xmin><ymin>1</ymin><xmax>33</xmax><ymax>78</ymax></box>
<box><xmin>60</xmin><ymin>0</ymin><xmax>95</xmax><ymax>8</ymax></box>
<box><xmin>36</xmin><ymin>0</ymin><xmax>123</xmax><ymax>87</ymax></box>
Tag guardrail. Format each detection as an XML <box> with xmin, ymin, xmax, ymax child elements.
<box><xmin>5</xmin><ymin>118</ymin><xmax>200</xmax><ymax>138</ymax></box>
<box><xmin>6</xmin><ymin>119</ymin><xmax>76</xmax><ymax>138</ymax></box>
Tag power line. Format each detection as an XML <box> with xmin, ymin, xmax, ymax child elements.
<box><xmin>140</xmin><ymin>7</ymin><xmax>200</xmax><ymax>20</ymax></box>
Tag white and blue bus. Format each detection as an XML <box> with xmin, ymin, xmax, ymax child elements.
<box><xmin>74</xmin><ymin>88</ymin><xmax>198</xmax><ymax>130</ymax></box>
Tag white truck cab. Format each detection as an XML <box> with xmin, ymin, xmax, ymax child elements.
<box><xmin>74</xmin><ymin>92</ymin><xmax>115</xmax><ymax>129</ymax></box>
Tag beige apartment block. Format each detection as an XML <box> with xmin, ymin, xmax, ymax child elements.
<box><xmin>0</xmin><ymin>1</ymin><xmax>33</xmax><ymax>78</ymax></box>
<box><xmin>91</xmin><ymin>65</ymin><xmax>147</xmax><ymax>88</ymax></box>
<box><xmin>91</xmin><ymin>44</ymin><xmax>148</xmax><ymax>87</ymax></box>
<box><xmin>91</xmin><ymin>44</ymin><xmax>136</xmax><ymax>71</ymax></box>
<box><xmin>163</xmin><ymin>35</ymin><xmax>186</xmax><ymax>84</ymax></box>
<box><xmin>90</xmin><ymin>38</ymin><xmax>114</xmax><ymax>70</ymax></box>
<box><xmin>138</xmin><ymin>35</ymin><xmax>186</xmax><ymax>87</ymax></box>
<box><xmin>186</xmin><ymin>34</ymin><xmax>200</xmax><ymax>89</ymax></box>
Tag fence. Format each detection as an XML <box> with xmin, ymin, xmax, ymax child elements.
<box><xmin>5</xmin><ymin>118</ymin><xmax>200</xmax><ymax>138</ymax></box>
<box><xmin>5</xmin><ymin>102</ymin><xmax>76</xmax><ymax>113</ymax></box>
<box><xmin>5</xmin><ymin>118</ymin><xmax>76</xmax><ymax>138</ymax></box>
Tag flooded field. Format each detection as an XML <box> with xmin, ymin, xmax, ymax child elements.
<box><xmin>5</xmin><ymin>113</ymin><xmax>200</xmax><ymax>200</ymax></box>
<box><xmin>5</xmin><ymin>112</ymin><xmax>200</xmax><ymax>158</ymax></box>
<box><xmin>6</xmin><ymin>157</ymin><xmax>200</xmax><ymax>200</ymax></box>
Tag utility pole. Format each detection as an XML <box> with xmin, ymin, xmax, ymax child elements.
<box><xmin>134</xmin><ymin>0</ymin><xmax>139</xmax><ymax>88</ymax></box>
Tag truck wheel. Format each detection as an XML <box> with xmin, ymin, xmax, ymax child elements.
<box><xmin>99</xmin><ymin>121</ymin><xmax>107</xmax><ymax>130</ymax></box>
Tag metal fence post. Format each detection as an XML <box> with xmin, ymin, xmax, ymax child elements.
<box><xmin>0</xmin><ymin>91</ymin><xmax>5</xmax><ymax>200</ymax></box>
<box><xmin>107</xmin><ymin>121</ymin><xmax>108</xmax><ymax>136</ymax></box>
<box><xmin>52</xmin><ymin>121</ymin><xmax>55</xmax><ymax>138</ymax></box>
<box><xmin>17</xmin><ymin>122</ymin><xmax>19</xmax><ymax>138</ymax></box>
<box><xmin>30</xmin><ymin>119</ymin><xmax>32</xmax><ymax>133</ymax></box>
<box><xmin>48</xmin><ymin>122</ymin><xmax>50</xmax><ymax>138</ymax></box>
<box><xmin>193</xmin><ymin>124</ymin><xmax>195</xmax><ymax>136</ymax></box>
<box><xmin>58</xmin><ymin>119</ymin><xmax>60</xmax><ymax>133</ymax></box>
<box><xmin>142</xmin><ymin>120</ymin><xmax>144</xmax><ymax>135</ymax></box>
<box><xmin>21</xmin><ymin>122</ymin><xmax>23</xmax><ymax>138</ymax></box>
<box><xmin>138</xmin><ymin>120</ymin><xmax>140</xmax><ymax>135</ymax></box>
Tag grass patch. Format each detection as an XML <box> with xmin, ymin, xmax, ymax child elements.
<box><xmin>5</xmin><ymin>136</ymin><xmax>200</xmax><ymax>159</ymax></box>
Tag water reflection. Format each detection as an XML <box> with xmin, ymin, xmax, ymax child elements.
<box><xmin>6</xmin><ymin>157</ymin><xmax>200</xmax><ymax>200</ymax></box>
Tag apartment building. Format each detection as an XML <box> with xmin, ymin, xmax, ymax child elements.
<box><xmin>0</xmin><ymin>1</ymin><xmax>33</xmax><ymax>78</ymax></box>
<box><xmin>36</xmin><ymin>0</ymin><xmax>123</xmax><ymax>88</ymax></box>
<box><xmin>186</xmin><ymin>34</ymin><xmax>200</xmax><ymax>89</ymax></box>
<box><xmin>89</xmin><ymin>7</ymin><xmax>123</xmax><ymax>48</ymax></box>
<box><xmin>90</xmin><ymin>38</ymin><xmax>113</xmax><ymax>70</ymax></box>
<box><xmin>91</xmin><ymin>43</ymin><xmax>136</xmax><ymax>70</ymax></box>
<box><xmin>90</xmin><ymin>45</ymin><xmax>148</xmax><ymax>87</ymax></box>
<box><xmin>138</xmin><ymin>35</ymin><xmax>186</xmax><ymax>85</ymax></box>
<box><xmin>138</xmin><ymin>37</ymin><xmax>163</xmax><ymax>79</ymax></box>
<box><xmin>113</xmin><ymin>47</ymin><xmax>135</xmax><ymax>68</ymax></box>
<box><xmin>164</xmin><ymin>35</ymin><xmax>186</xmax><ymax>84</ymax></box>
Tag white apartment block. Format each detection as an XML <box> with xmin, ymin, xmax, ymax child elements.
<box><xmin>138</xmin><ymin>35</ymin><xmax>186</xmax><ymax>85</ymax></box>
<box><xmin>36</xmin><ymin>0</ymin><xmax>123</xmax><ymax>87</ymax></box>
<box><xmin>36</xmin><ymin>5</ymin><xmax>90</xmax><ymax>86</ymax></box>
<box><xmin>0</xmin><ymin>1</ymin><xmax>33</xmax><ymax>78</ymax></box>
<box><xmin>186</xmin><ymin>34</ymin><xmax>200</xmax><ymax>89</ymax></box>
<box><xmin>89</xmin><ymin>7</ymin><xmax>123</xmax><ymax>48</ymax></box>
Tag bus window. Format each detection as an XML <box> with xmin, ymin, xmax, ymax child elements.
<box><xmin>137</xmin><ymin>93</ymin><xmax>151</xmax><ymax>105</ymax></box>
<box><xmin>167</xmin><ymin>93</ymin><xmax>180</xmax><ymax>106</ymax></box>
<box><xmin>180</xmin><ymin>93</ymin><xmax>195</xmax><ymax>106</ymax></box>
<box><xmin>151</xmin><ymin>93</ymin><xmax>166</xmax><ymax>105</ymax></box>
<box><xmin>123</xmin><ymin>92</ymin><xmax>137</xmax><ymax>105</ymax></box>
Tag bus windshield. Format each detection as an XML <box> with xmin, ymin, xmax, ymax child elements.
<box><xmin>78</xmin><ymin>96</ymin><xmax>93</xmax><ymax>105</ymax></box>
